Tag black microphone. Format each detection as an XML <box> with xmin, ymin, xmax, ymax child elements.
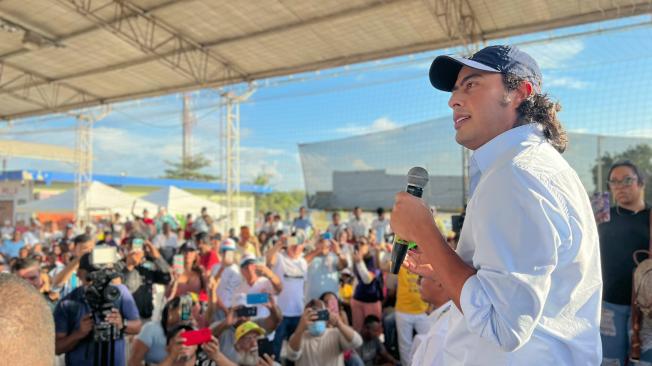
<box><xmin>390</xmin><ymin>166</ymin><xmax>429</xmax><ymax>274</ymax></box>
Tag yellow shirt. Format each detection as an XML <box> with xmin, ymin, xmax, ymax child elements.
<box><xmin>395</xmin><ymin>267</ymin><xmax>428</xmax><ymax>314</ymax></box>
<box><xmin>339</xmin><ymin>283</ymin><xmax>353</xmax><ymax>304</ymax></box>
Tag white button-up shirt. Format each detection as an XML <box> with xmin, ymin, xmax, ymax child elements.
<box><xmin>411</xmin><ymin>301</ymin><xmax>452</xmax><ymax>366</ymax></box>
<box><xmin>443</xmin><ymin>124</ymin><xmax>603</xmax><ymax>365</ymax></box>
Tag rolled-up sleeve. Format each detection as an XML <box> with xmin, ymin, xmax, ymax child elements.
<box><xmin>460</xmin><ymin>168</ymin><xmax>567</xmax><ymax>352</ymax></box>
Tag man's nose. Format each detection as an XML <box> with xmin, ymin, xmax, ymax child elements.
<box><xmin>448</xmin><ymin>91</ymin><xmax>463</xmax><ymax>109</ymax></box>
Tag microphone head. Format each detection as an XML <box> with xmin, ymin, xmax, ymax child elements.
<box><xmin>407</xmin><ymin>166</ymin><xmax>429</xmax><ymax>188</ymax></box>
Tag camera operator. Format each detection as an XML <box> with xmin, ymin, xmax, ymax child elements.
<box><xmin>54</xmin><ymin>252</ymin><xmax>142</xmax><ymax>366</ymax></box>
<box><xmin>116</xmin><ymin>236</ymin><xmax>171</xmax><ymax>321</ymax></box>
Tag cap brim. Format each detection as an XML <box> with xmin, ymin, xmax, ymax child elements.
<box><xmin>429</xmin><ymin>55</ymin><xmax>500</xmax><ymax>91</ymax></box>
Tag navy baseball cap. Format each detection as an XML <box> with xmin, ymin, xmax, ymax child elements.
<box><xmin>429</xmin><ymin>45</ymin><xmax>542</xmax><ymax>93</ymax></box>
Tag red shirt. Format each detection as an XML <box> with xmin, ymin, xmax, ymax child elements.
<box><xmin>200</xmin><ymin>250</ymin><xmax>220</xmax><ymax>272</ymax></box>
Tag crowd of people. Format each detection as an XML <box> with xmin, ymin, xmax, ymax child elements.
<box><xmin>0</xmin><ymin>202</ymin><xmax>457</xmax><ymax>366</ymax></box>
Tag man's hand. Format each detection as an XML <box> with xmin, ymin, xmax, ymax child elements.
<box><xmin>390</xmin><ymin>191</ymin><xmax>438</xmax><ymax>244</ymax></box>
<box><xmin>105</xmin><ymin>308</ymin><xmax>123</xmax><ymax>330</ymax></box>
<box><xmin>166</xmin><ymin>330</ymin><xmax>187</xmax><ymax>360</ymax></box>
<box><xmin>404</xmin><ymin>247</ymin><xmax>436</xmax><ymax>279</ymax></box>
<box><xmin>75</xmin><ymin>313</ymin><xmax>94</xmax><ymax>339</ymax></box>
<box><xmin>257</xmin><ymin>354</ymin><xmax>276</xmax><ymax>366</ymax></box>
<box><xmin>264</xmin><ymin>291</ymin><xmax>277</xmax><ymax>311</ymax></box>
<box><xmin>330</xmin><ymin>239</ymin><xmax>341</xmax><ymax>256</ymax></box>
<box><xmin>145</xmin><ymin>240</ymin><xmax>161</xmax><ymax>259</ymax></box>
<box><xmin>255</xmin><ymin>263</ymin><xmax>274</xmax><ymax>278</ymax></box>
<box><xmin>298</xmin><ymin>307</ymin><xmax>316</xmax><ymax>330</ymax></box>
<box><xmin>203</xmin><ymin>337</ymin><xmax>222</xmax><ymax>361</ymax></box>
<box><xmin>225</xmin><ymin>307</ymin><xmax>237</xmax><ymax>327</ymax></box>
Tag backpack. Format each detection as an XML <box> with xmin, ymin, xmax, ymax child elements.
<box><xmin>629</xmin><ymin>210</ymin><xmax>652</xmax><ymax>363</ymax></box>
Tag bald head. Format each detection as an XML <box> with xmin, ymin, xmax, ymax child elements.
<box><xmin>0</xmin><ymin>273</ymin><xmax>54</xmax><ymax>365</ymax></box>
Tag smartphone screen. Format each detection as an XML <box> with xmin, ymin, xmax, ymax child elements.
<box><xmin>246</xmin><ymin>293</ymin><xmax>269</xmax><ymax>305</ymax></box>
<box><xmin>132</xmin><ymin>238</ymin><xmax>144</xmax><ymax>252</ymax></box>
<box><xmin>236</xmin><ymin>306</ymin><xmax>257</xmax><ymax>318</ymax></box>
<box><xmin>173</xmin><ymin>254</ymin><xmax>184</xmax><ymax>275</ymax></box>
<box><xmin>591</xmin><ymin>192</ymin><xmax>611</xmax><ymax>224</ymax></box>
<box><xmin>258</xmin><ymin>338</ymin><xmax>274</xmax><ymax>358</ymax></box>
<box><xmin>180</xmin><ymin>295</ymin><xmax>192</xmax><ymax>321</ymax></box>
<box><xmin>181</xmin><ymin>328</ymin><xmax>212</xmax><ymax>346</ymax></box>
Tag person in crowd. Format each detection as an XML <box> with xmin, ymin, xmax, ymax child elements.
<box><xmin>599</xmin><ymin>160</ymin><xmax>651</xmax><ymax>364</ymax></box>
<box><xmin>98</xmin><ymin>230</ymin><xmax>118</xmax><ymax>247</ymax></box>
<box><xmin>212</xmin><ymin>294</ymin><xmax>282</xmax><ymax>363</ymax></box>
<box><xmin>156</xmin><ymin>207</ymin><xmax>179</xmax><ymax>233</ymax></box>
<box><xmin>154</xmin><ymin>222</ymin><xmax>180</xmax><ymax>262</ymax></box>
<box><xmin>320</xmin><ymin>291</ymin><xmax>350</xmax><ymax>326</ymax></box>
<box><xmin>357</xmin><ymin>315</ymin><xmax>400</xmax><ymax>366</ymax></box>
<box><xmin>198</xmin><ymin>232</ymin><xmax>220</xmax><ymax>273</ymax></box>
<box><xmin>1</xmin><ymin>229</ymin><xmax>24</xmax><ymax>259</ymax></box>
<box><xmin>11</xmin><ymin>256</ymin><xmax>57</xmax><ymax>310</ymax></box>
<box><xmin>266</xmin><ymin>233</ymin><xmax>309</xmax><ymax>360</ymax></box>
<box><xmin>272</xmin><ymin>214</ymin><xmax>284</xmax><ymax>233</ymax></box>
<box><xmin>54</xmin><ymin>252</ymin><xmax>142</xmax><ymax>366</ymax></box>
<box><xmin>129</xmin><ymin>297</ymin><xmax>185</xmax><ymax>366</ymax></box>
<box><xmin>327</xmin><ymin>212</ymin><xmax>346</xmax><ymax>240</ymax></box>
<box><xmin>193</xmin><ymin>207</ymin><xmax>210</xmax><ymax>234</ymax></box>
<box><xmin>208</xmin><ymin>239</ymin><xmax>242</xmax><ymax>322</ymax></box>
<box><xmin>292</xmin><ymin>206</ymin><xmax>313</xmax><ymax>234</ymax></box>
<box><xmin>117</xmin><ymin>236</ymin><xmax>172</xmax><ymax>321</ymax></box>
<box><xmin>0</xmin><ymin>273</ymin><xmax>55</xmax><ymax>366</ymax></box>
<box><xmin>23</xmin><ymin>220</ymin><xmax>41</xmax><ymax>247</ymax></box>
<box><xmin>394</xmin><ymin>266</ymin><xmax>430</xmax><ymax>365</ymax></box>
<box><xmin>51</xmin><ymin>233</ymin><xmax>94</xmax><ymax>299</ymax></box>
<box><xmin>394</xmin><ymin>45</ymin><xmax>602</xmax><ymax>365</ymax></box>
<box><xmin>237</xmin><ymin>226</ymin><xmax>260</xmax><ymax>259</ymax></box>
<box><xmin>259</xmin><ymin>212</ymin><xmax>276</xmax><ymax>235</ymax></box>
<box><xmin>1</xmin><ymin>219</ymin><xmax>13</xmax><ymax>240</ymax></box>
<box><xmin>351</xmin><ymin>240</ymin><xmax>383</xmax><ymax>332</ymax></box>
<box><xmin>237</xmin><ymin>255</ymin><xmax>282</xmax><ymax>319</ymax></box>
<box><xmin>348</xmin><ymin>207</ymin><xmax>367</xmax><ymax>241</ymax></box>
<box><xmin>287</xmin><ymin>298</ymin><xmax>363</xmax><ymax>366</ymax></box>
<box><xmin>167</xmin><ymin>242</ymin><xmax>205</xmax><ymax>299</ymax></box>
<box><xmin>184</xmin><ymin>213</ymin><xmax>195</xmax><ymax>240</ymax></box>
<box><xmin>305</xmin><ymin>235</ymin><xmax>347</xmax><ymax>301</ymax></box>
<box><xmin>410</xmin><ymin>274</ymin><xmax>453</xmax><ymax>366</ymax></box>
<box><xmin>370</xmin><ymin>208</ymin><xmax>390</xmax><ymax>245</ymax></box>
<box><xmin>160</xmin><ymin>325</ymin><xmax>223</xmax><ymax>366</ymax></box>
<box><xmin>58</xmin><ymin>223</ymin><xmax>76</xmax><ymax>249</ymax></box>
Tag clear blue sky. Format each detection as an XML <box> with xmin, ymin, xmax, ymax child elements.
<box><xmin>4</xmin><ymin>15</ymin><xmax>652</xmax><ymax>191</ymax></box>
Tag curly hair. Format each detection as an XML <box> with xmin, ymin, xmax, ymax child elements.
<box><xmin>502</xmin><ymin>73</ymin><xmax>568</xmax><ymax>153</ymax></box>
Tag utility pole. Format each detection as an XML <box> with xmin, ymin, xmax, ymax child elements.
<box><xmin>182</xmin><ymin>93</ymin><xmax>196</xmax><ymax>170</ymax></box>
<box><xmin>219</xmin><ymin>85</ymin><xmax>255</xmax><ymax>233</ymax></box>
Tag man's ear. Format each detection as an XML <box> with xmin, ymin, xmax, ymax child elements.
<box><xmin>512</xmin><ymin>80</ymin><xmax>534</xmax><ymax>105</ymax></box>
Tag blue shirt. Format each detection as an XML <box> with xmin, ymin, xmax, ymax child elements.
<box><xmin>1</xmin><ymin>239</ymin><xmax>24</xmax><ymax>258</ymax></box>
<box><xmin>292</xmin><ymin>217</ymin><xmax>313</xmax><ymax>232</ymax></box>
<box><xmin>444</xmin><ymin>124</ymin><xmax>602</xmax><ymax>365</ymax></box>
<box><xmin>54</xmin><ymin>284</ymin><xmax>140</xmax><ymax>366</ymax></box>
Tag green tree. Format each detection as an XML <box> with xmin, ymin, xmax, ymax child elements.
<box><xmin>162</xmin><ymin>154</ymin><xmax>219</xmax><ymax>181</ymax></box>
<box><xmin>592</xmin><ymin>144</ymin><xmax>652</xmax><ymax>199</ymax></box>
<box><xmin>253</xmin><ymin>173</ymin><xmax>272</xmax><ymax>186</ymax></box>
<box><xmin>255</xmin><ymin>190</ymin><xmax>305</xmax><ymax>217</ymax></box>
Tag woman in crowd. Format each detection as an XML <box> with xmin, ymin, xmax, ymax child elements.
<box><xmin>351</xmin><ymin>240</ymin><xmax>384</xmax><ymax>332</ymax></box>
<box><xmin>237</xmin><ymin>226</ymin><xmax>260</xmax><ymax>259</ymax></box>
<box><xmin>129</xmin><ymin>297</ymin><xmax>184</xmax><ymax>366</ymax></box>
<box><xmin>167</xmin><ymin>242</ymin><xmax>205</xmax><ymax>299</ymax></box>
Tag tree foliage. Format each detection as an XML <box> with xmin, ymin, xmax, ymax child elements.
<box><xmin>592</xmin><ymin>144</ymin><xmax>652</xmax><ymax>199</ymax></box>
<box><xmin>255</xmin><ymin>190</ymin><xmax>305</xmax><ymax>217</ymax></box>
<box><xmin>162</xmin><ymin>154</ymin><xmax>219</xmax><ymax>181</ymax></box>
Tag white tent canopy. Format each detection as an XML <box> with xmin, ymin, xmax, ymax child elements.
<box><xmin>140</xmin><ymin>186</ymin><xmax>225</xmax><ymax>218</ymax></box>
<box><xmin>16</xmin><ymin>181</ymin><xmax>158</xmax><ymax>217</ymax></box>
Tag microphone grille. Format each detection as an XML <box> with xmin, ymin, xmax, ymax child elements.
<box><xmin>407</xmin><ymin>166</ymin><xmax>429</xmax><ymax>188</ymax></box>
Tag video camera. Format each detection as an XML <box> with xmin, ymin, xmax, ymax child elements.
<box><xmin>84</xmin><ymin>246</ymin><xmax>122</xmax><ymax>343</ymax></box>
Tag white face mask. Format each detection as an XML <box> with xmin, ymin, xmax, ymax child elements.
<box><xmin>236</xmin><ymin>348</ymin><xmax>259</xmax><ymax>366</ymax></box>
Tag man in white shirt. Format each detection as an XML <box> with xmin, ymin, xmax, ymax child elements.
<box><xmin>410</xmin><ymin>275</ymin><xmax>452</xmax><ymax>366</ymax></box>
<box><xmin>266</xmin><ymin>234</ymin><xmax>309</xmax><ymax>361</ymax></box>
<box><xmin>370</xmin><ymin>207</ymin><xmax>391</xmax><ymax>244</ymax></box>
<box><xmin>348</xmin><ymin>206</ymin><xmax>367</xmax><ymax>241</ymax></box>
<box><xmin>235</xmin><ymin>254</ymin><xmax>283</xmax><ymax>320</ymax></box>
<box><xmin>391</xmin><ymin>45</ymin><xmax>602</xmax><ymax>365</ymax></box>
<box><xmin>326</xmin><ymin>212</ymin><xmax>346</xmax><ymax>239</ymax></box>
<box><xmin>209</xmin><ymin>239</ymin><xmax>242</xmax><ymax>321</ymax></box>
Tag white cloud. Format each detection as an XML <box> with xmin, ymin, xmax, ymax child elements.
<box><xmin>335</xmin><ymin>117</ymin><xmax>399</xmax><ymax>136</ymax></box>
<box><xmin>351</xmin><ymin>159</ymin><xmax>373</xmax><ymax>170</ymax></box>
<box><xmin>546</xmin><ymin>76</ymin><xmax>590</xmax><ymax>90</ymax></box>
<box><xmin>520</xmin><ymin>39</ymin><xmax>585</xmax><ymax>70</ymax></box>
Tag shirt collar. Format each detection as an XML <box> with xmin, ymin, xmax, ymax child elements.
<box><xmin>471</xmin><ymin>123</ymin><xmax>545</xmax><ymax>174</ymax></box>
